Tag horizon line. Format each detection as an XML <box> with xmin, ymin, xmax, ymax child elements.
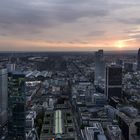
<box><xmin>0</xmin><ymin>49</ymin><xmax>138</xmax><ymax>53</ymax></box>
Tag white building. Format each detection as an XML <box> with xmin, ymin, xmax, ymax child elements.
<box><xmin>84</xmin><ymin>123</ymin><xmax>107</xmax><ymax>140</ymax></box>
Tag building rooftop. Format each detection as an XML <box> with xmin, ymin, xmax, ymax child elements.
<box><xmin>55</xmin><ymin>110</ymin><xmax>63</xmax><ymax>135</ymax></box>
<box><xmin>107</xmin><ymin>125</ymin><xmax>121</xmax><ymax>138</ymax></box>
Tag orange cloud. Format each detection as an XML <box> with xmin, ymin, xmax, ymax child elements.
<box><xmin>0</xmin><ymin>37</ymin><xmax>139</xmax><ymax>51</ymax></box>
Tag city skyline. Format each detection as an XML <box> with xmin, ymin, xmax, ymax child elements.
<box><xmin>0</xmin><ymin>0</ymin><xmax>140</xmax><ymax>51</ymax></box>
<box><xmin>0</xmin><ymin>48</ymin><xmax>140</xmax><ymax>140</ymax></box>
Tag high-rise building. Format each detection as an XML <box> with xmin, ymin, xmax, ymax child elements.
<box><xmin>8</xmin><ymin>72</ymin><xmax>25</xmax><ymax>140</ymax></box>
<box><xmin>0</xmin><ymin>69</ymin><xmax>8</xmax><ymax>127</ymax></box>
<box><xmin>124</xmin><ymin>62</ymin><xmax>133</xmax><ymax>72</ymax></box>
<box><xmin>137</xmin><ymin>48</ymin><xmax>140</xmax><ymax>71</ymax></box>
<box><xmin>6</xmin><ymin>63</ymin><xmax>16</xmax><ymax>72</ymax></box>
<box><xmin>105</xmin><ymin>65</ymin><xmax>122</xmax><ymax>100</ymax></box>
<box><xmin>95</xmin><ymin>50</ymin><xmax>105</xmax><ymax>84</ymax></box>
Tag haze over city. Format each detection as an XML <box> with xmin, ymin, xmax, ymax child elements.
<box><xmin>0</xmin><ymin>0</ymin><xmax>140</xmax><ymax>51</ymax></box>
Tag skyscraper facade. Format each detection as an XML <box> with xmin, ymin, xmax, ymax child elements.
<box><xmin>6</xmin><ymin>63</ymin><xmax>16</xmax><ymax>72</ymax></box>
<box><xmin>8</xmin><ymin>72</ymin><xmax>25</xmax><ymax>140</ymax></box>
<box><xmin>0</xmin><ymin>69</ymin><xmax>8</xmax><ymax>127</ymax></box>
<box><xmin>137</xmin><ymin>48</ymin><xmax>140</xmax><ymax>71</ymax></box>
<box><xmin>95</xmin><ymin>50</ymin><xmax>105</xmax><ymax>84</ymax></box>
<box><xmin>105</xmin><ymin>65</ymin><xmax>122</xmax><ymax>100</ymax></box>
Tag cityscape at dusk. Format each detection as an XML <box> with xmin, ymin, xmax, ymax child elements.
<box><xmin>1</xmin><ymin>1</ymin><xmax>140</xmax><ymax>140</ymax></box>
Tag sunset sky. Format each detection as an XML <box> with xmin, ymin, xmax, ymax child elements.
<box><xmin>0</xmin><ymin>0</ymin><xmax>140</xmax><ymax>51</ymax></box>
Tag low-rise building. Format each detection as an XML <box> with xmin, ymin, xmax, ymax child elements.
<box><xmin>107</xmin><ymin>125</ymin><xmax>122</xmax><ymax>140</ymax></box>
<box><xmin>40</xmin><ymin>109</ymin><xmax>76</xmax><ymax>140</ymax></box>
<box><xmin>83</xmin><ymin>123</ymin><xmax>107</xmax><ymax>140</ymax></box>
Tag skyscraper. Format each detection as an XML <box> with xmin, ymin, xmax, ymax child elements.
<box><xmin>6</xmin><ymin>63</ymin><xmax>16</xmax><ymax>72</ymax></box>
<box><xmin>105</xmin><ymin>65</ymin><xmax>122</xmax><ymax>100</ymax></box>
<box><xmin>0</xmin><ymin>69</ymin><xmax>8</xmax><ymax>127</ymax></box>
<box><xmin>95</xmin><ymin>50</ymin><xmax>105</xmax><ymax>84</ymax></box>
<box><xmin>8</xmin><ymin>72</ymin><xmax>25</xmax><ymax>140</ymax></box>
<box><xmin>137</xmin><ymin>48</ymin><xmax>140</xmax><ymax>71</ymax></box>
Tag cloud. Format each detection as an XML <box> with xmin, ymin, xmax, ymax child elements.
<box><xmin>86</xmin><ymin>30</ymin><xmax>106</xmax><ymax>37</ymax></box>
<box><xmin>0</xmin><ymin>0</ymin><xmax>140</xmax><ymax>51</ymax></box>
<box><xmin>117</xmin><ymin>18</ymin><xmax>140</xmax><ymax>25</ymax></box>
<box><xmin>0</xmin><ymin>0</ymin><xmax>109</xmax><ymax>35</ymax></box>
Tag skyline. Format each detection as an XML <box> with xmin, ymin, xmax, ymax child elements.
<box><xmin>0</xmin><ymin>0</ymin><xmax>140</xmax><ymax>51</ymax></box>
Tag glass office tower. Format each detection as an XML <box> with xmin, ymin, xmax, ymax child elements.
<box><xmin>105</xmin><ymin>65</ymin><xmax>122</xmax><ymax>100</ymax></box>
<box><xmin>0</xmin><ymin>69</ymin><xmax>8</xmax><ymax>127</ymax></box>
<box><xmin>8</xmin><ymin>72</ymin><xmax>25</xmax><ymax>140</ymax></box>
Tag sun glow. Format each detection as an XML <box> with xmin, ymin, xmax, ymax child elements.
<box><xmin>115</xmin><ymin>40</ymin><xmax>126</xmax><ymax>49</ymax></box>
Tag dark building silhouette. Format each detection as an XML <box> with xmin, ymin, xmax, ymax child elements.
<box><xmin>8</xmin><ymin>72</ymin><xmax>25</xmax><ymax>140</ymax></box>
<box><xmin>124</xmin><ymin>62</ymin><xmax>133</xmax><ymax>72</ymax></box>
<box><xmin>138</xmin><ymin>48</ymin><xmax>140</xmax><ymax>71</ymax></box>
<box><xmin>105</xmin><ymin>65</ymin><xmax>122</xmax><ymax>100</ymax></box>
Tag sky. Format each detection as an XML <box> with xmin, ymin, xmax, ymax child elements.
<box><xmin>0</xmin><ymin>0</ymin><xmax>140</xmax><ymax>51</ymax></box>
